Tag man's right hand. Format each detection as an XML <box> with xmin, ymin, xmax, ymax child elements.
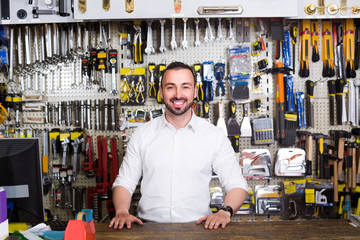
<box><xmin>108</xmin><ymin>212</ymin><xmax>143</xmax><ymax>230</ymax></box>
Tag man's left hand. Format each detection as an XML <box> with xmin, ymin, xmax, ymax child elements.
<box><xmin>196</xmin><ymin>210</ymin><xmax>231</xmax><ymax>229</ymax></box>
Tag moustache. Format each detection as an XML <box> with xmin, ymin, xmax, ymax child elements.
<box><xmin>170</xmin><ymin>97</ymin><xmax>187</xmax><ymax>102</ymax></box>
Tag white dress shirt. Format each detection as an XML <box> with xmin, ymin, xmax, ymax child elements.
<box><xmin>113</xmin><ymin>113</ymin><xmax>248</xmax><ymax>223</ymax></box>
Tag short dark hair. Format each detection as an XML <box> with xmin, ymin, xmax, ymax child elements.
<box><xmin>161</xmin><ymin>61</ymin><xmax>196</xmax><ymax>87</ymax></box>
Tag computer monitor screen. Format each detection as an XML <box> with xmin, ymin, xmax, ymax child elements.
<box><xmin>0</xmin><ymin>138</ymin><xmax>45</xmax><ymax>223</ymax></box>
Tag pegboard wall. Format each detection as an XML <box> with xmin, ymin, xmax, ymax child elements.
<box><xmin>0</xmin><ymin>17</ymin><xmax>360</xmax><ymax>223</ymax></box>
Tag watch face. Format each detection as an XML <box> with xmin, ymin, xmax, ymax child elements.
<box><xmin>221</xmin><ymin>205</ymin><xmax>233</xmax><ymax>217</ymax></box>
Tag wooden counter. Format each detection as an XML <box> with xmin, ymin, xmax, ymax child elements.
<box><xmin>96</xmin><ymin>220</ymin><xmax>360</xmax><ymax>239</ymax></box>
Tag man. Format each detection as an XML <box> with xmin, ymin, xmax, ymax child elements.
<box><xmin>109</xmin><ymin>62</ymin><xmax>248</xmax><ymax>230</ymax></box>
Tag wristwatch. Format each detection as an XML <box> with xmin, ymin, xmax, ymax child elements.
<box><xmin>220</xmin><ymin>205</ymin><xmax>233</xmax><ymax>217</ymax></box>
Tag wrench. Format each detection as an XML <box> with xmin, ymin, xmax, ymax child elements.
<box><xmin>51</xmin><ymin>103</ymin><xmax>56</xmax><ymax>125</ymax></box>
<box><xmin>170</xmin><ymin>18</ymin><xmax>177</xmax><ymax>50</ymax></box>
<box><xmin>182</xmin><ymin>18</ymin><xmax>188</xmax><ymax>50</ymax></box>
<box><xmin>45</xmin><ymin>102</ymin><xmax>49</xmax><ymax>124</ymax></box>
<box><xmin>204</xmin><ymin>18</ymin><xmax>215</xmax><ymax>43</ymax></box>
<box><xmin>228</xmin><ymin>19</ymin><xmax>234</xmax><ymax>40</ymax></box>
<box><xmin>194</xmin><ymin>19</ymin><xmax>201</xmax><ymax>47</ymax></box>
<box><xmin>62</xmin><ymin>138</ymin><xmax>70</xmax><ymax>168</ymax></box>
<box><xmin>104</xmin><ymin>98</ymin><xmax>109</xmax><ymax>131</ymax></box>
<box><xmin>80</xmin><ymin>100</ymin><xmax>85</xmax><ymax>129</ymax></box>
<box><xmin>66</xmin><ymin>101</ymin><xmax>72</xmax><ymax>126</ymax></box>
<box><xmin>216</xmin><ymin>18</ymin><xmax>223</xmax><ymax>42</ymax></box>
<box><xmin>95</xmin><ymin>99</ymin><xmax>100</xmax><ymax>130</ymax></box>
<box><xmin>87</xmin><ymin>99</ymin><xmax>92</xmax><ymax>130</ymax></box>
<box><xmin>51</xmin><ymin>137</ymin><xmax>57</xmax><ymax>160</ymax></box>
<box><xmin>71</xmin><ymin>137</ymin><xmax>83</xmax><ymax>182</ymax></box>
<box><xmin>145</xmin><ymin>20</ymin><xmax>155</xmax><ymax>54</ymax></box>
<box><xmin>159</xmin><ymin>20</ymin><xmax>167</xmax><ymax>52</ymax></box>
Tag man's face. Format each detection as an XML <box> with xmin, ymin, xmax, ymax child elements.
<box><xmin>160</xmin><ymin>68</ymin><xmax>196</xmax><ymax>116</ymax></box>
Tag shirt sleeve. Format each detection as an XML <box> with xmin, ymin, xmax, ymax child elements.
<box><xmin>212</xmin><ymin>129</ymin><xmax>248</xmax><ymax>193</ymax></box>
<box><xmin>112</xmin><ymin>129</ymin><xmax>143</xmax><ymax>195</ymax></box>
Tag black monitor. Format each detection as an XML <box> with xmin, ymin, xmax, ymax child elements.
<box><xmin>0</xmin><ymin>138</ymin><xmax>45</xmax><ymax>223</ymax></box>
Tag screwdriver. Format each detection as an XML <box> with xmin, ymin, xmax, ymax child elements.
<box><xmin>290</xmin><ymin>23</ymin><xmax>298</xmax><ymax>71</ymax></box>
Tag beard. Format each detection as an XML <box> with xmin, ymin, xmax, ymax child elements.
<box><xmin>164</xmin><ymin>97</ymin><xmax>194</xmax><ymax>116</ymax></box>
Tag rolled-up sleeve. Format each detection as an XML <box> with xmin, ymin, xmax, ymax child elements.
<box><xmin>212</xmin><ymin>130</ymin><xmax>248</xmax><ymax>193</ymax></box>
<box><xmin>112</xmin><ymin>129</ymin><xmax>143</xmax><ymax>195</ymax></box>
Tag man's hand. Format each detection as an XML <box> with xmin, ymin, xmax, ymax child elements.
<box><xmin>109</xmin><ymin>212</ymin><xmax>143</xmax><ymax>230</ymax></box>
<box><xmin>196</xmin><ymin>210</ymin><xmax>231</xmax><ymax>229</ymax></box>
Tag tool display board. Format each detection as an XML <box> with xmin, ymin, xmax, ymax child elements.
<box><xmin>0</xmin><ymin>16</ymin><xmax>360</xmax><ymax>222</ymax></box>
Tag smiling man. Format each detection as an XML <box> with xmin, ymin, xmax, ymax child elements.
<box><xmin>109</xmin><ymin>62</ymin><xmax>248</xmax><ymax>230</ymax></box>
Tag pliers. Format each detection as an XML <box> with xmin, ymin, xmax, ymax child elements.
<box><xmin>148</xmin><ymin>69</ymin><xmax>156</xmax><ymax>98</ymax></box>
<box><xmin>196</xmin><ymin>72</ymin><xmax>204</xmax><ymax>101</ymax></box>
<box><xmin>120</xmin><ymin>77</ymin><xmax>130</xmax><ymax>104</ymax></box>
<box><xmin>133</xmin><ymin>25</ymin><xmax>143</xmax><ymax>64</ymax></box>
<box><xmin>136</xmin><ymin>76</ymin><xmax>145</xmax><ymax>104</ymax></box>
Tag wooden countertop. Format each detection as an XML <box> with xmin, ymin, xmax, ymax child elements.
<box><xmin>95</xmin><ymin>220</ymin><xmax>360</xmax><ymax>239</ymax></box>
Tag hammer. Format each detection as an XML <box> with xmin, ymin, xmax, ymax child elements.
<box><xmin>297</xmin><ymin>131</ymin><xmax>313</xmax><ymax>175</ymax></box>
<box><xmin>329</xmin><ymin>130</ymin><xmax>351</xmax><ymax>175</ymax></box>
<box><xmin>324</xmin><ymin>150</ymin><xmax>339</xmax><ymax>202</ymax></box>
<box><xmin>351</xmin><ymin>128</ymin><xmax>360</xmax><ymax>175</ymax></box>
<box><xmin>313</xmin><ymin>133</ymin><xmax>329</xmax><ymax>179</ymax></box>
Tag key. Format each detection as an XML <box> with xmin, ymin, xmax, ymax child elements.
<box><xmin>170</xmin><ymin>18</ymin><xmax>177</xmax><ymax>50</ymax></box>
<box><xmin>182</xmin><ymin>18</ymin><xmax>188</xmax><ymax>50</ymax></box>
<box><xmin>159</xmin><ymin>20</ymin><xmax>167</xmax><ymax>52</ymax></box>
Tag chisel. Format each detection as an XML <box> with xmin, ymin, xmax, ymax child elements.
<box><xmin>335</xmin><ymin>79</ymin><xmax>345</xmax><ymax>125</ymax></box>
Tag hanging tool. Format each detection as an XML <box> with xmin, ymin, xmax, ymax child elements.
<box><xmin>284</xmin><ymin>75</ymin><xmax>295</xmax><ymax>112</ymax></box>
<box><xmin>313</xmin><ymin>133</ymin><xmax>328</xmax><ymax>179</ymax></box>
<box><xmin>216</xmin><ymin>100</ymin><xmax>227</xmax><ymax>136</ymax></box>
<box><xmin>290</xmin><ymin>22</ymin><xmax>298</xmax><ymax>71</ymax></box>
<box><xmin>296</xmin><ymin>92</ymin><xmax>306</xmax><ymax>128</ymax></box>
<box><xmin>97</xmin><ymin>47</ymin><xmax>107</xmax><ymax>92</ymax></box>
<box><xmin>215</xmin><ymin>61</ymin><xmax>226</xmax><ymax>97</ymax></box>
<box><xmin>193</xmin><ymin>63</ymin><xmax>203</xmax><ymax>101</ymax></box>
<box><xmin>13</xmin><ymin>94</ymin><xmax>22</xmax><ymax>128</ymax></box>
<box><xmin>299</xmin><ymin>20</ymin><xmax>311</xmax><ymax>77</ymax></box>
<box><xmin>170</xmin><ymin>18</ymin><xmax>177</xmax><ymax>50</ymax></box>
<box><xmin>72</xmin><ymin>137</ymin><xmax>84</xmax><ymax>182</ymax></box>
<box><xmin>335</xmin><ymin>22</ymin><xmax>347</xmax><ymax>81</ymax></box>
<box><xmin>275</xmin><ymin>61</ymin><xmax>285</xmax><ymax>141</ymax></box>
<box><xmin>348</xmin><ymin>80</ymin><xmax>356</xmax><ymax>126</ymax></box>
<box><xmin>42</xmin><ymin>128</ymin><xmax>51</xmax><ymax>195</ymax></box>
<box><xmin>216</xmin><ymin>18</ymin><xmax>223</xmax><ymax>42</ymax></box>
<box><xmin>74</xmin><ymin>100</ymin><xmax>80</xmax><ymax>126</ymax></box>
<box><xmin>109</xmin><ymin>49</ymin><xmax>118</xmax><ymax>96</ymax></box>
<box><xmin>203</xmin><ymin>61</ymin><xmax>214</xmax><ymax>102</ymax></box>
<box><xmin>87</xmin><ymin>99</ymin><xmax>92</xmax><ymax>129</ymax></box>
<box><xmin>81</xmin><ymin>57</ymin><xmax>91</xmax><ymax>90</ymax></box>
<box><xmin>270</xmin><ymin>18</ymin><xmax>284</xmax><ymax>60</ymax></box>
<box><xmin>104</xmin><ymin>99</ymin><xmax>109</xmax><ymax>130</ymax></box>
<box><xmin>335</xmin><ymin>79</ymin><xmax>346</xmax><ymax>125</ymax></box>
<box><xmin>182</xmin><ymin>18</ymin><xmax>189</xmax><ymax>50</ymax></box>
<box><xmin>95</xmin><ymin>99</ymin><xmax>101</xmax><ymax>130</ymax></box>
<box><xmin>159</xmin><ymin>20</ymin><xmax>167</xmax><ymax>52</ymax></box>
<box><xmin>157</xmin><ymin>64</ymin><xmax>166</xmax><ymax>103</ymax></box>
<box><xmin>61</xmin><ymin>135</ymin><xmax>70</xmax><ymax>169</ymax></box>
<box><xmin>110</xmin><ymin>99</ymin><xmax>116</xmax><ymax>130</ymax></box>
<box><xmin>282</xmin><ymin>32</ymin><xmax>291</xmax><ymax>67</ymax></box>
<box><xmin>305</xmin><ymin>80</ymin><xmax>315</xmax><ymax>128</ymax></box>
<box><xmin>194</xmin><ymin>18</ymin><xmax>201</xmax><ymax>47</ymax></box>
<box><xmin>145</xmin><ymin>20</ymin><xmax>155</xmax><ymax>54</ymax></box>
<box><xmin>240</xmin><ymin>103</ymin><xmax>252</xmax><ymax>137</ymax></box>
<box><xmin>133</xmin><ymin>25</ymin><xmax>143</xmax><ymax>64</ymax></box>
<box><xmin>311</xmin><ymin>20</ymin><xmax>320</xmax><ymax>62</ymax></box>
<box><xmin>83</xmin><ymin>135</ymin><xmax>95</xmax><ymax>177</ymax></box>
<box><xmin>227</xmin><ymin>101</ymin><xmax>241</xmax><ymax>152</ymax></box>
<box><xmin>297</xmin><ymin>131</ymin><xmax>313</xmax><ymax>175</ymax></box>
<box><xmin>120</xmin><ymin>77</ymin><xmax>130</xmax><ymax>103</ymax></box>
<box><xmin>344</xmin><ymin>19</ymin><xmax>356</xmax><ymax>78</ymax></box>
<box><xmin>327</xmin><ymin>80</ymin><xmax>336</xmax><ymax>126</ymax></box>
<box><xmin>203</xmin><ymin>102</ymin><xmax>210</xmax><ymax>122</ymax></box>
<box><xmin>330</xmin><ymin>130</ymin><xmax>351</xmax><ymax>176</ymax></box>
<box><xmin>148</xmin><ymin>63</ymin><xmax>156</xmax><ymax>98</ymax></box>
<box><xmin>204</xmin><ymin>18</ymin><xmax>215</xmax><ymax>43</ymax></box>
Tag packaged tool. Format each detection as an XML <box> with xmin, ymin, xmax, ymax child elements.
<box><xmin>255</xmin><ymin>185</ymin><xmax>282</xmax><ymax>214</ymax></box>
<box><xmin>120</xmin><ymin>68</ymin><xmax>146</xmax><ymax>106</ymax></box>
<box><xmin>296</xmin><ymin>92</ymin><xmax>306</xmax><ymax>128</ymax></box>
<box><xmin>228</xmin><ymin>46</ymin><xmax>251</xmax><ymax>100</ymax></box>
<box><xmin>251</xmin><ymin>117</ymin><xmax>274</xmax><ymax>145</ymax></box>
<box><xmin>282</xmin><ymin>31</ymin><xmax>291</xmax><ymax>67</ymax></box>
<box><xmin>281</xmin><ymin>179</ymin><xmax>306</xmax><ymax>220</ymax></box>
<box><xmin>209</xmin><ymin>187</ymin><xmax>223</xmax><ymax>213</ymax></box>
<box><xmin>240</xmin><ymin>149</ymin><xmax>272</xmax><ymax>179</ymax></box>
<box><xmin>237</xmin><ymin>187</ymin><xmax>255</xmax><ymax>214</ymax></box>
<box><xmin>284</xmin><ymin>75</ymin><xmax>295</xmax><ymax>112</ymax></box>
<box><xmin>202</xmin><ymin>61</ymin><xmax>215</xmax><ymax>102</ymax></box>
<box><xmin>275</xmin><ymin>148</ymin><xmax>306</xmax><ymax>176</ymax></box>
<box><xmin>305</xmin><ymin>179</ymin><xmax>333</xmax><ymax>206</ymax></box>
<box><xmin>214</xmin><ymin>61</ymin><xmax>226</xmax><ymax>97</ymax></box>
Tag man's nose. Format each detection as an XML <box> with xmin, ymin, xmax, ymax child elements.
<box><xmin>175</xmin><ymin>89</ymin><xmax>182</xmax><ymax>99</ymax></box>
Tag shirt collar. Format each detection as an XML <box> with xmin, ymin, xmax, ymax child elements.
<box><xmin>158</xmin><ymin>110</ymin><xmax>198</xmax><ymax>132</ymax></box>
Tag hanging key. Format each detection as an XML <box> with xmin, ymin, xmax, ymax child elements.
<box><xmin>182</xmin><ymin>18</ymin><xmax>188</xmax><ymax>50</ymax></box>
<box><xmin>108</xmin><ymin>49</ymin><xmax>118</xmax><ymax>95</ymax></box>
<box><xmin>145</xmin><ymin>20</ymin><xmax>155</xmax><ymax>54</ymax></box>
<box><xmin>159</xmin><ymin>20</ymin><xmax>167</xmax><ymax>52</ymax></box>
<box><xmin>170</xmin><ymin>18</ymin><xmax>177</xmax><ymax>50</ymax></box>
